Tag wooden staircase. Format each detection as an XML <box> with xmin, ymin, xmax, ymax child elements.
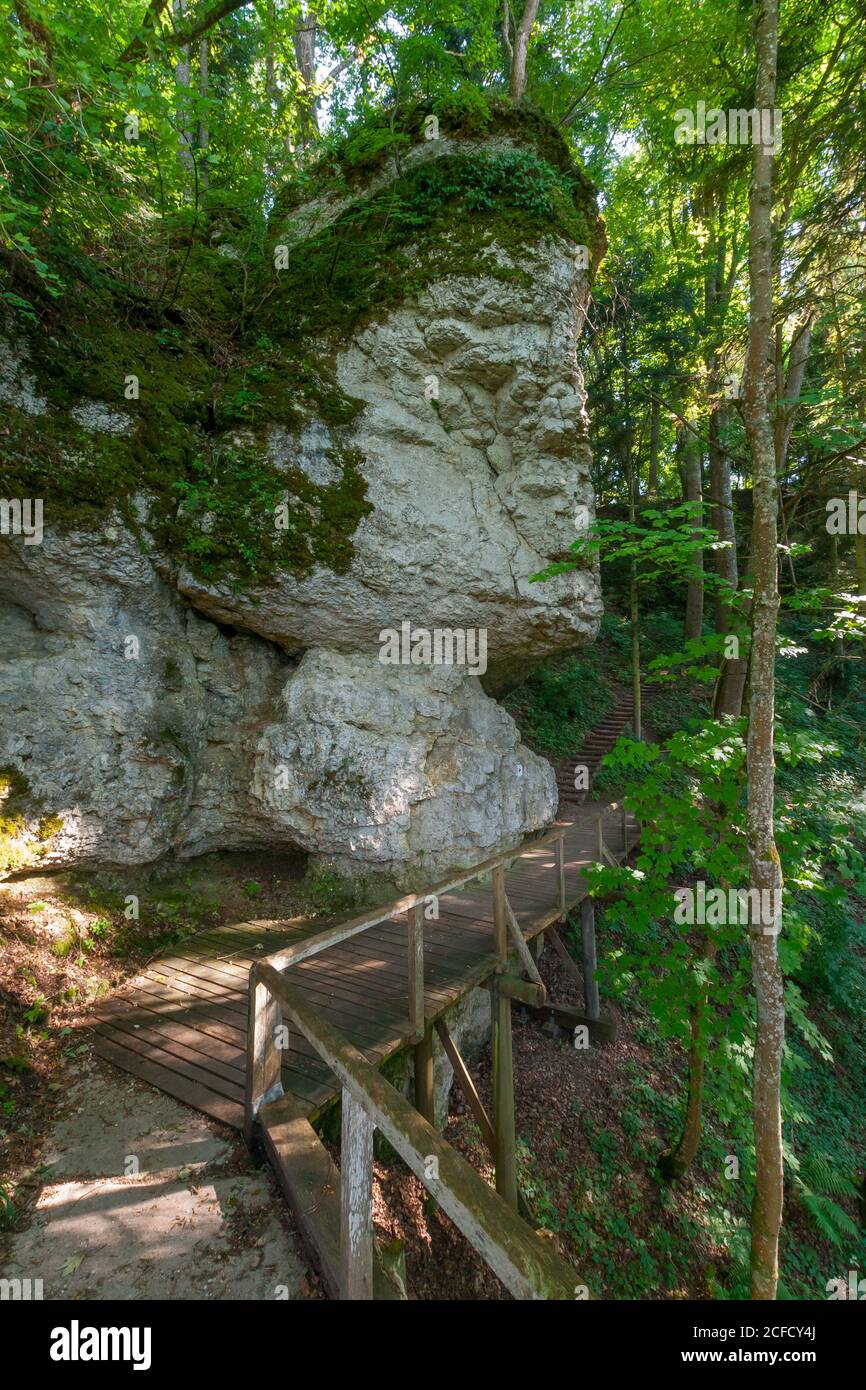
<box><xmin>556</xmin><ymin>686</ymin><xmax>637</xmax><ymax>807</ymax></box>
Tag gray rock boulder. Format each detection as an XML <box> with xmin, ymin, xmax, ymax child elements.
<box><xmin>0</xmin><ymin>105</ymin><xmax>603</xmax><ymax>882</ymax></box>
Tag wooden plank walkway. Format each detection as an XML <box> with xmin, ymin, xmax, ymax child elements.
<box><xmin>90</xmin><ymin>801</ymin><xmax>636</xmax><ymax>1129</ymax></box>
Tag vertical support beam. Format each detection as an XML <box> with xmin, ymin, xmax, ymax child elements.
<box><xmin>555</xmin><ymin>835</ymin><xmax>566</xmax><ymax>920</ymax></box>
<box><xmin>492</xmin><ymin>977</ymin><xmax>517</xmax><ymax>1210</ymax></box>
<box><xmin>597</xmin><ymin>814</ymin><xmax>604</xmax><ymax>862</ymax></box>
<box><xmin>414</xmin><ymin>1024</ymin><xmax>435</xmax><ymax>1125</ymax></box>
<box><xmin>492</xmin><ymin>863</ymin><xmax>507</xmax><ymax>965</ymax></box>
<box><xmin>339</xmin><ymin>1088</ymin><xmax>375</xmax><ymax>1300</ymax></box>
<box><xmin>581</xmin><ymin>897</ymin><xmax>600</xmax><ymax>1021</ymax></box>
<box><xmin>408</xmin><ymin>903</ymin><xmax>424</xmax><ymax>1042</ymax></box>
<box><xmin>244</xmin><ymin>967</ymin><xmax>283</xmax><ymax>1146</ymax></box>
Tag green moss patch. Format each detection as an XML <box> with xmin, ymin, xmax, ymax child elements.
<box><xmin>0</xmin><ymin>765</ymin><xmax>63</xmax><ymax>878</ymax></box>
<box><xmin>268</xmin><ymin>148</ymin><xmax>598</xmax><ymax>342</ymax></box>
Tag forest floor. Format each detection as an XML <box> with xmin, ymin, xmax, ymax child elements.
<box><xmin>0</xmin><ymin>850</ymin><xmax>333</xmax><ymax>1298</ymax></box>
<box><xmin>0</xmin><ymin>1050</ymin><xmax>318</xmax><ymax>1300</ymax></box>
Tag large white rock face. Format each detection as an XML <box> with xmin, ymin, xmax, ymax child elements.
<box><xmin>175</xmin><ymin>234</ymin><xmax>601</xmax><ymax>668</ymax></box>
<box><xmin>0</xmin><ymin>529</ymin><xmax>291</xmax><ymax>867</ymax></box>
<box><xmin>0</xmin><ymin>123</ymin><xmax>602</xmax><ymax>882</ymax></box>
<box><xmin>0</xmin><ymin>534</ymin><xmax>554</xmax><ymax>879</ymax></box>
<box><xmin>251</xmin><ymin>649</ymin><xmax>556</xmax><ymax>878</ymax></box>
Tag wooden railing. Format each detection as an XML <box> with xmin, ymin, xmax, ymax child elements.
<box><xmin>246</xmin><ymin>962</ymin><xmax>582</xmax><ymax>1300</ymax></box>
<box><xmin>594</xmin><ymin>800</ymin><xmax>632</xmax><ymax>866</ymax></box>
<box><xmin>253</xmin><ymin>823</ymin><xmax>568</xmax><ymax>1074</ymax></box>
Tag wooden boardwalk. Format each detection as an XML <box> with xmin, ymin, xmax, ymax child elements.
<box><xmin>91</xmin><ymin>801</ymin><xmax>635</xmax><ymax>1129</ymax></box>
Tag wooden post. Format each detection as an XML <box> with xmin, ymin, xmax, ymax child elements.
<box><xmin>554</xmin><ymin>835</ymin><xmax>566</xmax><ymax>919</ymax></box>
<box><xmin>339</xmin><ymin>1088</ymin><xmax>375</xmax><ymax>1300</ymax></box>
<box><xmin>434</xmin><ymin>1018</ymin><xmax>495</xmax><ymax>1154</ymax></box>
<box><xmin>581</xmin><ymin>897</ymin><xmax>599</xmax><ymax>1020</ymax></box>
<box><xmin>597</xmin><ymin>814</ymin><xmax>604</xmax><ymax>862</ymax></box>
<box><xmin>492</xmin><ymin>977</ymin><xmax>517</xmax><ymax>1210</ymax></box>
<box><xmin>492</xmin><ymin>863</ymin><xmax>507</xmax><ymax>966</ymax></box>
<box><xmin>244</xmin><ymin>967</ymin><xmax>283</xmax><ymax>1146</ymax></box>
<box><xmin>414</xmin><ymin>1024</ymin><xmax>435</xmax><ymax>1125</ymax></box>
<box><xmin>408</xmin><ymin>903</ymin><xmax>424</xmax><ymax>1042</ymax></box>
<box><xmin>504</xmin><ymin>896</ymin><xmax>545</xmax><ymax>993</ymax></box>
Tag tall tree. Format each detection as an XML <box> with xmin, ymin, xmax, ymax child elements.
<box><xmin>742</xmin><ymin>0</ymin><xmax>785</xmax><ymax>1302</ymax></box>
<box><xmin>507</xmin><ymin>0</ymin><xmax>539</xmax><ymax>102</ymax></box>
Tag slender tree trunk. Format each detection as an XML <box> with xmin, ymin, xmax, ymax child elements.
<box><xmin>742</xmin><ymin>0</ymin><xmax>784</xmax><ymax>1303</ymax></box>
<box><xmin>627</xmin><ymin>452</ymin><xmax>641</xmax><ymax>741</ymax></box>
<box><xmin>661</xmin><ymin>935</ymin><xmax>718</xmax><ymax>1181</ymax></box>
<box><xmin>710</xmin><ymin>406</ymin><xmax>749</xmax><ymax>717</ymax></box>
<box><xmin>293</xmin><ymin>5</ymin><xmax>319</xmax><ymax>145</ymax></box>
<box><xmin>623</xmin><ymin>351</ymin><xmax>642</xmax><ymax>740</ymax></box>
<box><xmin>198</xmin><ymin>35</ymin><xmax>209</xmax><ymax>191</ymax></box>
<box><xmin>710</xmin><ymin>407</ymin><xmax>738</xmax><ymax>628</ymax></box>
<box><xmin>827</xmin><ymin>527</ymin><xmax>845</xmax><ymax>659</ymax></box>
<box><xmin>173</xmin><ymin>0</ymin><xmax>194</xmax><ymax>193</ymax></box>
<box><xmin>855</xmin><ymin>481</ymin><xmax>866</xmax><ymax>599</ymax></box>
<box><xmin>648</xmin><ymin>396</ymin><xmax>660</xmax><ymax>496</ymax></box>
<box><xmin>508</xmin><ymin>0</ymin><xmax>539</xmax><ymax>103</ymax></box>
<box><xmin>683</xmin><ymin>425</ymin><xmax>705</xmax><ymax>641</ymax></box>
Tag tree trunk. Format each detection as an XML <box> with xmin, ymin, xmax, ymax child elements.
<box><xmin>198</xmin><ymin>35</ymin><xmax>209</xmax><ymax>191</ymax></box>
<box><xmin>648</xmin><ymin>396</ymin><xmax>660</xmax><ymax>495</ymax></box>
<box><xmin>855</xmin><ymin>518</ymin><xmax>866</xmax><ymax>601</ymax></box>
<box><xmin>173</xmin><ymin>0</ymin><xmax>195</xmax><ymax>193</ymax></box>
<box><xmin>293</xmin><ymin>5</ymin><xmax>319</xmax><ymax>144</ymax></box>
<box><xmin>683</xmin><ymin>425</ymin><xmax>705</xmax><ymax>641</ymax></box>
<box><xmin>710</xmin><ymin>407</ymin><xmax>738</xmax><ymax>629</ymax></box>
<box><xmin>827</xmin><ymin>527</ymin><xmax>845</xmax><ymax>659</ymax></box>
<box><xmin>742</xmin><ymin>0</ymin><xmax>784</xmax><ymax>1303</ymax></box>
<box><xmin>660</xmin><ymin>935</ymin><xmax>718</xmax><ymax>1182</ymax></box>
<box><xmin>508</xmin><ymin>0</ymin><xmax>539</xmax><ymax>103</ymax></box>
<box><xmin>710</xmin><ymin>406</ymin><xmax>748</xmax><ymax>717</ymax></box>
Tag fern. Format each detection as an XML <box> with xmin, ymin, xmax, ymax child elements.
<box><xmin>792</xmin><ymin>1154</ymin><xmax>860</xmax><ymax>1248</ymax></box>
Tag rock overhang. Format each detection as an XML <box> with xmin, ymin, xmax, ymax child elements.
<box><xmin>1</xmin><ymin>97</ymin><xmax>605</xmax><ymax>879</ymax></box>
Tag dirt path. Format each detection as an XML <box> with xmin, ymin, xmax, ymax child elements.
<box><xmin>1</xmin><ymin>1049</ymin><xmax>318</xmax><ymax>1301</ymax></box>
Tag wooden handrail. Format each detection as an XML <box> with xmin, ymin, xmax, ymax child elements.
<box><xmin>261</xmin><ymin>822</ymin><xmax>568</xmax><ymax>976</ymax></box>
<box><xmin>247</xmin><ymin>961</ymin><xmax>582</xmax><ymax>1301</ymax></box>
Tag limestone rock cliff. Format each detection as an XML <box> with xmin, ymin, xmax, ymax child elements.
<box><xmin>0</xmin><ymin>101</ymin><xmax>604</xmax><ymax>884</ymax></box>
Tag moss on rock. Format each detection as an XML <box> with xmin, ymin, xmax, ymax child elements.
<box><xmin>0</xmin><ymin>765</ymin><xmax>63</xmax><ymax>877</ymax></box>
<box><xmin>3</xmin><ymin>99</ymin><xmax>601</xmax><ymax>591</ymax></box>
